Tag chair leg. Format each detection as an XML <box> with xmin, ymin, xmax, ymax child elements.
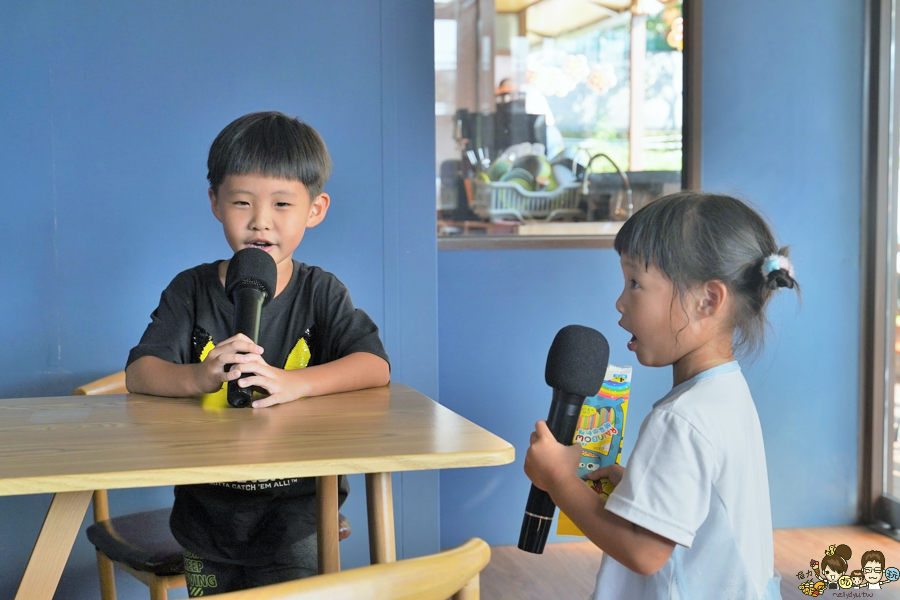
<box><xmin>149</xmin><ymin>579</ymin><xmax>168</xmax><ymax>600</ymax></box>
<box><xmin>452</xmin><ymin>574</ymin><xmax>480</xmax><ymax>600</ymax></box>
<box><xmin>96</xmin><ymin>551</ymin><xmax>117</xmax><ymax>600</ymax></box>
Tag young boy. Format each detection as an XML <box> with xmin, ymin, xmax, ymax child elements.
<box><xmin>126</xmin><ymin>111</ymin><xmax>391</xmax><ymax>596</ymax></box>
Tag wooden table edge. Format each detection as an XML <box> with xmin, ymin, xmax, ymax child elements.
<box><xmin>0</xmin><ymin>446</ymin><xmax>516</xmax><ymax>496</ymax></box>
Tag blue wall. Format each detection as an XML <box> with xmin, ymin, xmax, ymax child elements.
<box><xmin>0</xmin><ymin>1</ymin><xmax>436</xmax><ymax>598</ymax></box>
<box><xmin>0</xmin><ymin>0</ymin><xmax>870</xmax><ymax>595</ymax></box>
<box><xmin>439</xmin><ymin>0</ymin><xmax>864</xmax><ymax>548</ymax></box>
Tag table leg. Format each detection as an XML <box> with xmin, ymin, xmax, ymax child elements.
<box><xmin>316</xmin><ymin>475</ymin><xmax>340</xmax><ymax>575</ymax></box>
<box><xmin>365</xmin><ymin>472</ymin><xmax>396</xmax><ymax>564</ymax></box>
<box><xmin>15</xmin><ymin>490</ymin><xmax>93</xmax><ymax>600</ymax></box>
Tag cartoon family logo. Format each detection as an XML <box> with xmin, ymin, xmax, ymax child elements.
<box><xmin>797</xmin><ymin>545</ymin><xmax>899</xmax><ymax>596</ymax></box>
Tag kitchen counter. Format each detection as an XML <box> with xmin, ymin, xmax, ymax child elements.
<box><xmin>438</xmin><ymin>221</ymin><xmax>623</xmax><ymax>250</ymax></box>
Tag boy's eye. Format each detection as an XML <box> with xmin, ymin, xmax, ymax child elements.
<box><xmin>275</xmin><ymin>202</ymin><xmax>292</xmax><ymax>208</ymax></box>
<box><xmin>630</xmin><ymin>279</ymin><xmax>639</xmax><ymax>289</ymax></box>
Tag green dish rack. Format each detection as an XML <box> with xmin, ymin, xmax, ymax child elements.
<box><xmin>472</xmin><ymin>180</ymin><xmax>583</xmax><ymax>222</ymax></box>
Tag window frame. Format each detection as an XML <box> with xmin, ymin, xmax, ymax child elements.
<box><xmin>437</xmin><ymin>0</ymin><xmax>703</xmax><ymax>251</ymax></box>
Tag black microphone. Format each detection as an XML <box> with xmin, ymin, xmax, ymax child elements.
<box><xmin>224</xmin><ymin>248</ymin><xmax>277</xmax><ymax>408</ymax></box>
<box><xmin>518</xmin><ymin>325</ymin><xmax>609</xmax><ymax>554</ymax></box>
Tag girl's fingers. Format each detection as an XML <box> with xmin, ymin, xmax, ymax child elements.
<box><xmin>587</xmin><ymin>464</ymin><xmax>625</xmax><ymax>483</ymax></box>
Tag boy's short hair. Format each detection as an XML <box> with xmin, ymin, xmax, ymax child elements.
<box><xmin>207</xmin><ymin>111</ymin><xmax>332</xmax><ymax>198</ymax></box>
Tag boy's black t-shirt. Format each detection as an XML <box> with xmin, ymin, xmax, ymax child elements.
<box><xmin>127</xmin><ymin>260</ymin><xmax>389</xmax><ymax>565</ymax></box>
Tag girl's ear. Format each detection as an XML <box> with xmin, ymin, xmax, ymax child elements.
<box><xmin>697</xmin><ymin>280</ymin><xmax>729</xmax><ymax>318</ymax></box>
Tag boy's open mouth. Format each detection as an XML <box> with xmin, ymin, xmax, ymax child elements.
<box><xmin>247</xmin><ymin>241</ymin><xmax>273</xmax><ymax>251</ymax></box>
<box><xmin>627</xmin><ymin>335</ymin><xmax>637</xmax><ymax>351</ymax></box>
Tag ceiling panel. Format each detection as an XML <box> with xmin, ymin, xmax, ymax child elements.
<box><xmin>496</xmin><ymin>0</ymin><xmax>544</xmax><ymax>12</ymax></box>
<box><xmin>497</xmin><ymin>0</ymin><xmax>631</xmax><ymax>14</ymax></box>
<box><xmin>525</xmin><ymin>0</ymin><xmax>625</xmax><ymax>38</ymax></box>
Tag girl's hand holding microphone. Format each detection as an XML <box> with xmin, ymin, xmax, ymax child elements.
<box><xmin>525</xmin><ymin>419</ymin><xmax>625</xmax><ymax>494</ymax></box>
<box><xmin>524</xmin><ymin>420</ymin><xmax>583</xmax><ymax>494</ymax></box>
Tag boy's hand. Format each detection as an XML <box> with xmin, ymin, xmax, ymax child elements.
<box><xmin>587</xmin><ymin>464</ymin><xmax>625</xmax><ymax>486</ymax></box>
<box><xmin>524</xmin><ymin>420</ymin><xmax>582</xmax><ymax>493</ymax></box>
<box><xmin>195</xmin><ymin>334</ymin><xmax>264</xmax><ymax>393</ymax></box>
<box><xmin>232</xmin><ymin>353</ymin><xmax>305</xmax><ymax>408</ymax></box>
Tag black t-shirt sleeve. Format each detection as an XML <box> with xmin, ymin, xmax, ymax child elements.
<box><xmin>126</xmin><ymin>271</ymin><xmax>196</xmax><ymax>368</ymax></box>
<box><xmin>315</xmin><ymin>273</ymin><xmax>389</xmax><ymax>367</ymax></box>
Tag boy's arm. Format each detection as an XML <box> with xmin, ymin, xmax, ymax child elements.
<box><xmin>525</xmin><ymin>420</ymin><xmax>675</xmax><ymax>576</ymax></box>
<box><xmin>126</xmin><ymin>334</ymin><xmax>264</xmax><ymax>397</ymax></box>
<box><xmin>126</xmin><ymin>356</ymin><xmax>211</xmax><ymax>397</ymax></box>
<box><xmin>235</xmin><ymin>351</ymin><xmax>390</xmax><ymax>408</ymax></box>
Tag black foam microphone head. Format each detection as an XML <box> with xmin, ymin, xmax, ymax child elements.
<box><xmin>544</xmin><ymin>325</ymin><xmax>609</xmax><ymax>397</ymax></box>
<box><xmin>224</xmin><ymin>248</ymin><xmax>278</xmax><ymax>306</ymax></box>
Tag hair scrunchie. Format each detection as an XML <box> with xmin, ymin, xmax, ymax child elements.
<box><xmin>826</xmin><ymin>545</ymin><xmax>836</xmax><ymax>557</ymax></box>
<box><xmin>761</xmin><ymin>253</ymin><xmax>795</xmax><ymax>289</ymax></box>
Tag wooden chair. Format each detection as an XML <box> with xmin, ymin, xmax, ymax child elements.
<box><xmin>75</xmin><ymin>372</ymin><xmax>351</xmax><ymax>600</ymax></box>
<box><xmin>213</xmin><ymin>538</ymin><xmax>491</xmax><ymax>600</ymax></box>
<box><xmin>74</xmin><ymin>371</ymin><xmax>186</xmax><ymax>600</ymax></box>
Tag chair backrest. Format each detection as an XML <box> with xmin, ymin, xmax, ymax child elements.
<box><xmin>213</xmin><ymin>538</ymin><xmax>491</xmax><ymax>600</ymax></box>
<box><xmin>72</xmin><ymin>372</ymin><xmax>127</xmax><ymax>523</ymax></box>
<box><xmin>74</xmin><ymin>371</ymin><xmax>127</xmax><ymax>395</ymax></box>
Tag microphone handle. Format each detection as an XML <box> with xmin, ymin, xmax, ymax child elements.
<box><xmin>227</xmin><ymin>286</ymin><xmax>266</xmax><ymax>408</ymax></box>
<box><xmin>545</xmin><ymin>389</ymin><xmax>586</xmax><ymax>443</ymax></box>
<box><xmin>518</xmin><ymin>389</ymin><xmax>586</xmax><ymax>554</ymax></box>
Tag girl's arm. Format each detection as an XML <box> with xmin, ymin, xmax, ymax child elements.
<box><xmin>525</xmin><ymin>420</ymin><xmax>676</xmax><ymax>576</ymax></box>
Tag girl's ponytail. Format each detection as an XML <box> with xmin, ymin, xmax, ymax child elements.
<box><xmin>760</xmin><ymin>249</ymin><xmax>796</xmax><ymax>291</ymax></box>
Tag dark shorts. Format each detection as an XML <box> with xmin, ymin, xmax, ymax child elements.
<box><xmin>182</xmin><ymin>535</ymin><xmax>317</xmax><ymax>596</ymax></box>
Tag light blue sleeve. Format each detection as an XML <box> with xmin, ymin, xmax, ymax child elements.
<box><xmin>604</xmin><ymin>408</ymin><xmax>716</xmax><ymax>547</ymax></box>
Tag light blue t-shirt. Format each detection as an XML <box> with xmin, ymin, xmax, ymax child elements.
<box><xmin>592</xmin><ymin>362</ymin><xmax>782</xmax><ymax>600</ymax></box>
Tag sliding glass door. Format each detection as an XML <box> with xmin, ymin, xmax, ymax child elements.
<box><xmin>863</xmin><ymin>0</ymin><xmax>900</xmax><ymax>529</ymax></box>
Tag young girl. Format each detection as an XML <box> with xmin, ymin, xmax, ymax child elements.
<box><xmin>525</xmin><ymin>192</ymin><xmax>796</xmax><ymax>600</ymax></box>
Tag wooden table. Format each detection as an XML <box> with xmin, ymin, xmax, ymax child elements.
<box><xmin>0</xmin><ymin>383</ymin><xmax>514</xmax><ymax>600</ymax></box>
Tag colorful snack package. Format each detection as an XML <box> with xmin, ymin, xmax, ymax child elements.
<box><xmin>557</xmin><ymin>364</ymin><xmax>631</xmax><ymax>536</ymax></box>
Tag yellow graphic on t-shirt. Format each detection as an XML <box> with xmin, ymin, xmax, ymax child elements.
<box><xmin>283</xmin><ymin>337</ymin><xmax>311</xmax><ymax>370</ymax></box>
<box><xmin>199</xmin><ymin>339</ymin><xmax>215</xmax><ymax>362</ymax></box>
<box><xmin>199</xmin><ymin>336</ymin><xmax>310</xmax><ymax>410</ymax></box>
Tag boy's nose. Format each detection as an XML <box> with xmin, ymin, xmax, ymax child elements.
<box><xmin>249</xmin><ymin>207</ymin><xmax>272</xmax><ymax>230</ymax></box>
<box><xmin>614</xmin><ymin>293</ymin><xmax>625</xmax><ymax>314</ymax></box>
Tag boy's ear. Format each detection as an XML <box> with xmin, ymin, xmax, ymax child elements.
<box><xmin>306</xmin><ymin>193</ymin><xmax>330</xmax><ymax>228</ymax></box>
<box><xmin>209</xmin><ymin>188</ymin><xmax>223</xmax><ymax>223</ymax></box>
